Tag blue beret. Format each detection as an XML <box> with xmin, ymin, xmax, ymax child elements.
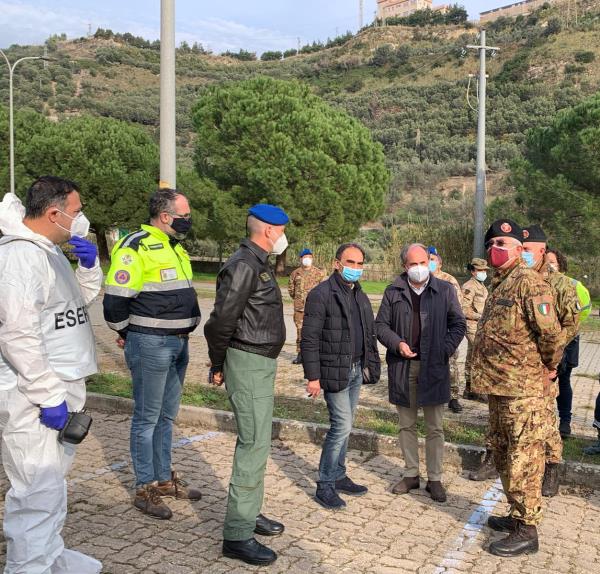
<box><xmin>299</xmin><ymin>248</ymin><xmax>312</xmax><ymax>257</ymax></box>
<box><xmin>427</xmin><ymin>246</ymin><xmax>438</xmax><ymax>255</ymax></box>
<box><xmin>248</xmin><ymin>204</ymin><xmax>289</xmax><ymax>225</ymax></box>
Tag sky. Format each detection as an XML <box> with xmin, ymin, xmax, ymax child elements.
<box><xmin>0</xmin><ymin>1</ymin><xmax>505</xmax><ymax>54</ymax></box>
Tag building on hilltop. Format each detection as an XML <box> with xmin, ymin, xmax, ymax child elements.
<box><xmin>480</xmin><ymin>0</ymin><xmax>552</xmax><ymax>23</ymax></box>
<box><xmin>377</xmin><ymin>0</ymin><xmax>448</xmax><ymax>20</ymax></box>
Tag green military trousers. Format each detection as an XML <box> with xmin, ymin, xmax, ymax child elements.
<box><xmin>223</xmin><ymin>347</ymin><xmax>276</xmax><ymax>541</ymax></box>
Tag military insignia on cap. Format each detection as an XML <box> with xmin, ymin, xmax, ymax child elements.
<box><xmin>121</xmin><ymin>254</ymin><xmax>133</xmax><ymax>265</ymax></box>
<box><xmin>538</xmin><ymin>302</ymin><xmax>551</xmax><ymax>316</ymax></box>
<box><xmin>115</xmin><ymin>270</ymin><xmax>130</xmax><ymax>284</ymax></box>
<box><xmin>522</xmin><ymin>229</ymin><xmax>529</xmax><ymax>239</ymax></box>
<box><xmin>500</xmin><ymin>222</ymin><xmax>512</xmax><ymax>233</ymax></box>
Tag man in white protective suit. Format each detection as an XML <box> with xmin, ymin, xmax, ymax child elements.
<box><xmin>0</xmin><ymin>176</ymin><xmax>103</xmax><ymax>574</ymax></box>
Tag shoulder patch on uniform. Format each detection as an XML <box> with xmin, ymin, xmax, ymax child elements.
<box><xmin>121</xmin><ymin>254</ymin><xmax>133</xmax><ymax>265</ymax></box>
<box><xmin>121</xmin><ymin>230</ymin><xmax>150</xmax><ymax>251</ymax></box>
<box><xmin>532</xmin><ymin>295</ymin><xmax>555</xmax><ymax>324</ymax></box>
<box><xmin>260</xmin><ymin>272</ymin><xmax>271</xmax><ymax>282</ymax></box>
<box><xmin>114</xmin><ymin>270</ymin><xmax>130</xmax><ymax>284</ymax></box>
<box><xmin>538</xmin><ymin>302</ymin><xmax>551</xmax><ymax>316</ymax></box>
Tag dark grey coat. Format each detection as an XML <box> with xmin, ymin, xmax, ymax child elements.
<box><xmin>376</xmin><ymin>273</ymin><xmax>466</xmax><ymax>407</ymax></box>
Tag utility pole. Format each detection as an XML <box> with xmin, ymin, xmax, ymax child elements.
<box><xmin>160</xmin><ymin>0</ymin><xmax>176</xmax><ymax>189</ymax></box>
<box><xmin>0</xmin><ymin>50</ymin><xmax>50</xmax><ymax>195</ymax></box>
<box><xmin>297</xmin><ymin>37</ymin><xmax>301</xmax><ymax>53</ymax></box>
<box><xmin>359</xmin><ymin>0</ymin><xmax>364</xmax><ymax>29</ymax></box>
<box><xmin>466</xmin><ymin>29</ymin><xmax>498</xmax><ymax>258</ymax></box>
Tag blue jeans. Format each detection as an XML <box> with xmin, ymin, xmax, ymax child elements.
<box><xmin>318</xmin><ymin>362</ymin><xmax>362</xmax><ymax>486</ymax></box>
<box><xmin>125</xmin><ymin>332</ymin><xmax>189</xmax><ymax>487</ymax></box>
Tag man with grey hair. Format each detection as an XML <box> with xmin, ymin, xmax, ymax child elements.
<box><xmin>104</xmin><ymin>187</ymin><xmax>202</xmax><ymax>520</ymax></box>
<box><xmin>376</xmin><ymin>243</ymin><xmax>465</xmax><ymax>502</ymax></box>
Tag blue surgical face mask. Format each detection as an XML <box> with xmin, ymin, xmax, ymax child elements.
<box><xmin>522</xmin><ymin>251</ymin><xmax>535</xmax><ymax>267</ymax></box>
<box><xmin>428</xmin><ymin>260</ymin><xmax>438</xmax><ymax>273</ymax></box>
<box><xmin>341</xmin><ymin>266</ymin><xmax>363</xmax><ymax>283</ymax></box>
<box><xmin>476</xmin><ymin>271</ymin><xmax>487</xmax><ymax>282</ymax></box>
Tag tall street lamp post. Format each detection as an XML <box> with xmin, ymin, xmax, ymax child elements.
<box><xmin>0</xmin><ymin>49</ymin><xmax>50</xmax><ymax>195</ymax></box>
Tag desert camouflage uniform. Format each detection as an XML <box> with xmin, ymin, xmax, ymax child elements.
<box><xmin>461</xmin><ymin>277</ymin><xmax>488</xmax><ymax>395</ymax></box>
<box><xmin>472</xmin><ymin>261</ymin><xmax>562</xmax><ymax>525</ymax></box>
<box><xmin>539</xmin><ymin>264</ymin><xmax>580</xmax><ymax>464</ymax></box>
<box><xmin>436</xmin><ymin>270</ymin><xmax>464</xmax><ymax>399</ymax></box>
<box><xmin>288</xmin><ymin>266</ymin><xmax>325</xmax><ymax>353</ymax></box>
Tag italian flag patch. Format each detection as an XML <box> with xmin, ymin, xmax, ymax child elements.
<box><xmin>538</xmin><ymin>302</ymin><xmax>551</xmax><ymax>316</ymax></box>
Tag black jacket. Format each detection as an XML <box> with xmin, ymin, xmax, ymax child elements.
<box><xmin>204</xmin><ymin>239</ymin><xmax>285</xmax><ymax>369</ymax></box>
<box><xmin>376</xmin><ymin>273</ymin><xmax>466</xmax><ymax>407</ymax></box>
<box><xmin>301</xmin><ymin>273</ymin><xmax>381</xmax><ymax>393</ymax></box>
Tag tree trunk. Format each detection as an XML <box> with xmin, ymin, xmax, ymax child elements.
<box><xmin>275</xmin><ymin>249</ymin><xmax>287</xmax><ymax>276</ymax></box>
<box><xmin>95</xmin><ymin>226</ymin><xmax>110</xmax><ymax>264</ymax></box>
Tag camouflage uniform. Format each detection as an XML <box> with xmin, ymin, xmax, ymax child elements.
<box><xmin>288</xmin><ymin>266</ymin><xmax>325</xmax><ymax>353</ymax></box>
<box><xmin>436</xmin><ymin>270</ymin><xmax>464</xmax><ymax>400</ymax></box>
<box><xmin>539</xmin><ymin>265</ymin><xmax>580</xmax><ymax>464</ymax></box>
<box><xmin>471</xmin><ymin>261</ymin><xmax>562</xmax><ymax>525</ymax></box>
<box><xmin>461</xmin><ymin>277</ymin><xmax>488</xmax><ymax>395</ymax></box>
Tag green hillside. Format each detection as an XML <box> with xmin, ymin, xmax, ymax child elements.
<box><xmin>1</xmin><ymin>0</ymin><xmax>600</xmax><ymax>284</ymax></box>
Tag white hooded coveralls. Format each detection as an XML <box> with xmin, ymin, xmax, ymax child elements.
<box><xmin>0</xmin><ymin>193</ymin><xmax>103</xmax><ymax>574</ymax></box>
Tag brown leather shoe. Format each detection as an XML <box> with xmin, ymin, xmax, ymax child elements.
<box><xmin>391</xmin><ymin>476</ymin><xmax>420</xmax><ymax>494</ymax></box>
<box><xmin>425</xmin><ymin>480</ymin><xmax>447</xmax><ymax>502</ymax></box>
<box><xmin>134</xmin><ymin>482</ymin><xmax>173</xmax><ymax>519</ymax></box>
<box><xmin>156</xmin><ymin>470</ymin><xmax>202</xmax><ymax>500</ymax></box>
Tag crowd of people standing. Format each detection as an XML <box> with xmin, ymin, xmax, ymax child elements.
<box><xmin>0</xmin><ymin>178</ymin><xmax>596</xmax><ymax>571</ymax></box>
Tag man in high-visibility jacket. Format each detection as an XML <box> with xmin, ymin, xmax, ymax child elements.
<box><xmin>103</xmin><ymin>187</ymin><xmax>202</xmax><ymax>520</ymax></box>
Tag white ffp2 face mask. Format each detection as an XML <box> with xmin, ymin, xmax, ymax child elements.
<box><xmin>270</xmin><ymin>232</ymin><xmax>288</xmax><ymax>255</ymax></box>
<box><xmin>301</xmin><ymin>257</ymin><xmax>312</xmax><ymax>267</ymax></box>
<box><xmin>56</xmin><ymin>211</ymin><xmax>90</xmax><ymax>238</ymax></box>
<box><xmin>407</xmin><ymin>264</ymin><xmax>430</xmax><ymax>283</ymax></box>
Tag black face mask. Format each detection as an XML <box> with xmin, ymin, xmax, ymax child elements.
<box><xmin>170</xmin><ymin>217</ymin><xmax>192</xmax><ymax>236</ymax></box>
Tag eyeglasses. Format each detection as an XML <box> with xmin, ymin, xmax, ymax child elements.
<box><xmin>485</xmin><ymin>239</ymin><xmax>519</xmax><ymax>250</ymax></box>
<box><xmin>167</xmin><ymin>212</ymin><xmax>191</xmax><ymax>221</ymax></box>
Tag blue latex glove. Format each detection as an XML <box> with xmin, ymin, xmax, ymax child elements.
<box><xmin>40</xmin><ymin>401</ymin><xmax>69</xmax><ymax>430</ymax></box>
<box><xmin>68</xmin><ymin>236</ymin><xmax>98</xmax><ymax>269</ymax></box>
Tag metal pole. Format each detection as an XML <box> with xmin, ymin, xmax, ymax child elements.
<box><xmin>466</xmin><ymin>30</ymin><xmax>498</xmax><ymax>259</ymax></box>
<box><xmin>473</xmin><ymin>29</ymin><xmax>487</xmax><ymax>259</ymax></box>
<box><xmin>0</xmin><ymin>50</ymin><xmax>48</xmax><ymax>195</ymax></box>
<box><xmin>160</xmin><ymin>0</ymin><xmax>177</xmax><ymax>189</ymax></box>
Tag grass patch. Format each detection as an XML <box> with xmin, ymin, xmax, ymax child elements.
<box><xmin>90</xmin><ymin>372</ymin><xmax>600</xmax><ymax>465</ymax></box>
<box><xmin>581</xmin><ymin>315</ymin><xmax>600</xmax><ymax>332</ymax></box>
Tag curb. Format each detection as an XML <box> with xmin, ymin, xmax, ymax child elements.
<box><xmin>86</xmin><ymin>393</ymin><xmax>600</xmax><ymax>490</ymax></box>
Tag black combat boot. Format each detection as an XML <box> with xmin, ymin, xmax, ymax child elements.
<box><xmin>468</xmin><ymin>449</ymin><xmax>498</xmax><ymax>481</ymax></box>
<box><xmin>487</xmin><ymin>514</ymin><xmax>518</xmax><ymax>532</ymax></box>
<box><xmin>489</xmin><ymin>522</ymin><xmax>539</xmax><ymax>557</ymax></box>
<box><xmin>541</xmin><ymin>462</ymin><xmax>560</xmax><ymax>497</ymax></box>
<box><xmin>292</xmin><ymin>353</ymin><xmax>302</xmax><ymax>364</ymax></box>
